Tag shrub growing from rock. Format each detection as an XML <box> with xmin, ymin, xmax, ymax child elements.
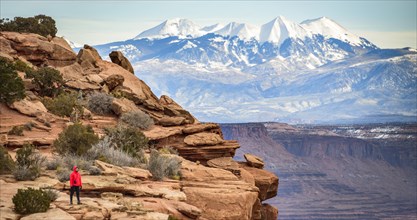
<box><xmin>87</xmin><ymin>137</ymin><xmax>141</xmax><ymax>167</ymax></box>
<box><xmin>42</xmin><ymin>92</ymin><xmax>82</xmax><ymax>117</ymax></box>
<box><xmin>120</xmin><ymin>110</ymin><xmax>154</xmax><ymax>130</ymax></box>
<box><xmin>26</xmin><ymin>67</ymin><xmax>64</xmax><ymax>98</ymax></box>
<box><xmin>56</xmin><ymin>167</ymin><xmax>71</xmax><ymax>182</ymax></box>
<box><xmin>0</xmin><ymin>57</ymin><xmax>25</xmax><ymax>104</ymax></box>
<box><xmin>12</xmin><ymin>187</ymin><xmax>51</xmax><ymax>214</ymax></box>
<box><xmin>8</xmin><ymin>126</ymin><xmax>24</xmax><ymax>136</ymax></box>
<box><xmin>53</xmin><ymin>123</ymin><xmax>99</xmax><ymax>156</ymax></box>
<box><xmin>87</xmin><ymin>93</ymin><xmax>114</xmax><ymax>115</ymax></box>
<box><xmin>13</xmin><ymin>144</ymin><xmax>46</xmax><ymax>181</ymax></box>
<box><xmin>105</xmin><ymin>126</ymin><xmax>148</xmax><ymax>162</ymax></box>
<box><xmin>148</xmin><ymin>149</ymin><xmax>181</xmax><ymax>181</ymax></box>
<box><xmin>0</xmin><ymin>145</ymin><xmax>15</xmax><ymax>174</ymax></box>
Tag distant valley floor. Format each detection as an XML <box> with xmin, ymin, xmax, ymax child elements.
<box><xmin>221</xmin><ymin>122</ymin><xmax>417</xmax><ymax>219</ymax></box>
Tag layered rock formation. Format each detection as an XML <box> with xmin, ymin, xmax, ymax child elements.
<box><xmin>0</xmin><ymin>31</ymin><xmax>279</xmax><ymax>219</ymax></box>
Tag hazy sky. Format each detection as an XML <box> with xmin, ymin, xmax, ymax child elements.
<box><xmin>1</xmin><ymin>1</ymin><xmax>416</xmax><ymax>48</ymax></box>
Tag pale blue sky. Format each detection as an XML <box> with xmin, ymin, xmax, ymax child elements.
<box><xmin>1</xmin><ymin>1</ymin><xmax>416</xmax><ymax>48</ymax></box>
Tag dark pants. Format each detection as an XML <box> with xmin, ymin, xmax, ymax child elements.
<box><xmin>70</xmin><ymin>186</ymin><xmax>80</xmax><ymax>204</ymax></box>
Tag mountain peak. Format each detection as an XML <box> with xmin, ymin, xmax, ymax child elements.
<box><xmin>134</xmin><ymin>18</ymin><xmax>201</xmax><ymax>40</ymax></box>
<box><xmin>259</xmin><ymin>16</ymin><xmax>310</xmax><ymax>44</ymax></box>
<box><xmin>214</xmin><ymin>22</ymin><xmax>259</xmax><ymax>40</ymax></box>
<box><xmin>301</xmin><ymin>17</ymin><xmax>363</xmax><ymax>45</ymax></box>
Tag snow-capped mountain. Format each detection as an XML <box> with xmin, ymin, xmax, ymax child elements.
<box><xmin>92</xmin><ymin>16</ymin><xmax>416</xmax><ymax>124</ymax></box>
<box><xmin>133</xmin><ymin>18</ymin><xmax>202</xmax><ymax>39</ymax></box>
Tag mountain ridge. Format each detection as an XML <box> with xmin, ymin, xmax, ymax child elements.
<box><xmin>90</xmin><ymin>16</ymin><xmax>416</xmax><ymax>124</ymax></box>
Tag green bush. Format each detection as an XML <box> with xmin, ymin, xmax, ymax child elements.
<box><xmin>120</xmin><ymin>110</ymin><xmax>154</xmax><ymax>130</ymax></box>
<box><xmin>12</xmin><ymin>187</ymin><xmax>51</xmax><ymax>214</ymax></box>
<box><xmin>159</xmin><ymin>146</ymin><xmax>178</xmax><ymax>155</ymax></box>
<box><xmin>53</xmin><ymin>123</ymin><xmax>99</xmax><ymax>156</ymax></box>
<box><xmin>24</xmin><ymin>122</ymin><xmax>35</xmax><ymax>131</ymax></box>
<box><xmin>61</xmin><ymin>154</ymin><xmax>92</xmax><ymax>171</ymax></box>
<box><xmin>0</xmin><ymin>14</ymin><xmax>57</xmax><ymax>37</ymax></box>
<box><xmin>0</xmin><ymin>57</ymin><xmax>25</xmax><ymax>104</ymax></box>
<box><xmin>13</xmin><ymin>60</ymin><xmax>33</xmax><ymax>73</ymax></box>
<box><xmin>13</xmin><ymin>144</ymin><xmax>46</xmax><ymax>181</ymax></box>
<box><xmin>0</xmin><ymin>145</ymin><xmax>15</xmax><ymax>174</ymax></box>
<box><xmin>87</xmin><ymin>93</ymin><xmax>114</xmax><ymax>115</ymax></box>
<box><xmin>42</xmin><ymin>92</ymin><xmax>82</xmax><ymax>117</ymax></box>
<box><xmin>148</xmin><ymin>149</ymin><xmax>181</xmax><ymax>181</ymax></box>
<box><xmin>8</xmin><ymin>126</ymin><xmax>24</xmax><ymax>136</ymax></box>
<box><xmin>41</xmin><ymin>188</ymin><xmax>59</xmax><ymax>202</ymax></box>
<box><xmin>105</xmin><ymin>126</ymin><xmax>148</xmax><ymax>162</ymax></box>
<box><xmin>26</xmin><ymin>67</ymin><xmax>64</xmax><ymax>97</ymax></box>
<box><xmin>87</xmin><ymin>137</ymin><xmax>141</xmax><ymax>167</ymax></box>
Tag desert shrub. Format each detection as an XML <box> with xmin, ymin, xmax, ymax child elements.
<box><xmin>13</xmin><ymin>144</ymin><xmax>46</xmax><ymax>181</ymax></box>
<box><xmin>13</xmin><ymin>60</ymin><xmax>33</xmax><ymax>74</ymax></box>
<box><xmin>56</xmin><ymin>167</ymin><xmax>71</xmax><ymax>182</ymax></box>
<box><xmin>0</xmin><ymin>145</ymin><xmax>15</xmax><ymax>174</ymax></box>
<box><xmin>61</xmin><ymin>154</ymin><xmax>92</xmax><ymax>171</ymax></box>
<box><xmin>26</xmin><ymin>67</ymin><xmax>64</xmax><ymax>97</ymax></box>
<box><xmin>105</xmin><ymin>126</ymin><xmax>148</xmax><ymax>162</ymax></box>
<box><xmin>87</xmin><ymin>137</ymin><xmax>141</xmax><ymax>167</ymax></box>
<box><xmin>0</xmin><ymin>14</ymin><xmax>57</xmax><ymax>37</ymax></box>
<box><xmin>45</xmin><ymin>157</ymin><xmax>62</xmax><ymax>170</ymax></box>
<box><xmin>8</xmin><ymin>126</ymin><xmax>24</xmax><ymax>136</ymax></box>
<box><xmin>40</xmin><ymin>187</ymin><xmax>59</xmax><ymax>202</ymax></box>
<box><xmin>53</xmin><ymin>123</ymin><xmax>99</xmax><ymax>156</ymax></box>
<box><xmin>88</xmin><ymin>166</ymin><xmax>102</xmax><ymax>175</ymax></box>
<box><xmin>148</xmin><ymin>149</ymin><xmax>181</xmax><ymax>181</ymax></box>
<box><xmin>159</xmin><ymin>146</ymin><xmax>178</xmax><ymax>155</ymax></box>
<box><xmin>87</xmin><ymin>93</ymin><xmax>114</xmax><ymax>115</ymax></box>
<box><xmin>0</xmin><ymin>57</ymin><xmax>25</xmax><ymax>104</ymax></box>
<box><xmin>44</xmin><ymin>121</ymin><xmax>51</xmax><ymax>127</ymax></box>
<box><xmin>12</xmin><ymin>187</ymin><xmax>51</xmax><ymax>214</ymax></box>
<box><xmin>120</xmin><ymin>110</ymin><xmax>154</xmax><ymax>130</ymax></box>
<box><xmin>42</xmin><ymin>92</ymin><xmax>83</xmax><ymax>117</ymax></box>
<box><xmin>24</xmin><ymin>122</ymin><xmax>35</xmax><ymax>131</ymax></box>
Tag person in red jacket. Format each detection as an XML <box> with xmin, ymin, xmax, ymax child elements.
<box><xmin>69</xmin><ymin>166</ymin><xmax>82</xmax><ymax>205</ymax></box>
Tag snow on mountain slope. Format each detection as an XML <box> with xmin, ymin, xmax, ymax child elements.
<box><xmin>259</xmin><ymin>16</ymin><xmax>311</xmax><ymax>44</ymax></box>
<box><xmin>214</xmin><ymin>22</ymin><xmax>260</xmax><ymax>40</ymax></box>
<box><xmin>134</xmin><ymin>18</ymin><xmax>202</xmax><ymax>39</ymax></box>
<box><xmin>93</xmin><ymin>16</ymin><xmax>414</xmax><ymax>124</ymax></box>
<box><xmin>301</xmin><ymin>17</ymin><xmax>363</xmax><ymax>46</ymax></box>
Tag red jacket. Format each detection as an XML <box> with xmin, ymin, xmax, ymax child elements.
<box><xmin>70</xmin><ymin>166</ymin><xmax>82</xmax><ymax>187</ymax></box>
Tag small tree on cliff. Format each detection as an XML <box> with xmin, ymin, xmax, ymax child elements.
<box><xmin>0</xmin><ymin>58</ymin><xmax>25</xmax><ymax>104</ymax></box>
<box><xmin>0</xmin><ymin>14</ymin><xmax>57</xmax><ymax>37</ymax></box>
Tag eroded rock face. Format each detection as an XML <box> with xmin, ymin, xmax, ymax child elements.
<box><xmin>104</xmin><ymin>74</ymin><xmax>124</xmax><ymax>91</ymax></box>
<box><xmin>181</xmin><ymin>160</ymin><xmax>259</xmax><ymax>220</ymax></box>
<box><xmin>241</xmin><ymin>164</ymin><xmax>279</xmax><ymax>201</ymax></box>
<box><xmin>0</xmin><ymin>32</ymin><xmax>76</xmax><ymax>67</ymax></box>
<box><xmin>109</xmin><ymin>51</ymin><xmax>134</xmax><ymax>74</ymax></box>
<box><xmin>261</xmin><ymin>204</ymin><xmax>279</xmax><ymax>220</ymax></box>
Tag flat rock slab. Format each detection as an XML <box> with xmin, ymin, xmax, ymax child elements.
<box><xmin>183</xmin><ymin>132</ymin><xmax>224</xmax><ymax>146</ymax></box>
<box><xmin>244</xmin><ymin>153</ymin><xmax>265</xmax><ymax>169</ymax></box>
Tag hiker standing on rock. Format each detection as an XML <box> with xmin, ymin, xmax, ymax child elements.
<box><xmin>70</xmin><ymin>166</ymin><xmax>82</xmax><ymax>205</ymax></box>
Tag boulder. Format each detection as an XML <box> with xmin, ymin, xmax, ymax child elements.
<box><xmin>160</xmin><ymin>95</ymin><xmax>196</xmax><ymax>124</ymax></box>
<box><xmin>158</xmin><ymin>116</ymin><xmax>186</xmax><ymax>127</ymax></box>
<box><xmin>143</xmin><ymin>126</ymin><xmax>184</xmax><ymax>141</ymax></box>
<box><xmin>111</xmin><ymin>98</ymin><xmax>138</xmax><ymax>115</ymax></box>
<box><xmin>21</xmin><ymin>208</ymin><xmax>76</xmax><ymax>220</ymax></box>
<box><xmin>10</xmin><ymin>98</ymin><xmax>47</xmax><ymax>117</ymax></box>
<box><xmin>109</xmin><ymin>51</ymin><xmax>134</xmax><ymax>74</ymax></box>
<box><xmin>77</xmin><ymin>48</ymin><xmax>98</xmax><ymax>70</ymax></box>
<box><xmin>183</xmin><ymin>132</ymin><xmax>224</xmax><ymax>146</ymax></box>
<box><xmin>261</xmin><ymin>204</ymin><xmax>278</xmax><ymax>220</ymax></box>
<box><xmin>241</xmin><ymin>165</ymin><xmax>279</xmax><ymax>201</ymax></box>
<box><xmin>177</xmin><ymin>140</ymin><xmax>240</xmax><ymax>163</ymax></box>
<box><xmin>104</xmin><ymin>74</ymin><xmax>124</xmax><ymax>91</ymax></box>
<box><xmin>244</xmin><ymin>153</ymin><xmax>265</xmax><ymax>169</ymax></box>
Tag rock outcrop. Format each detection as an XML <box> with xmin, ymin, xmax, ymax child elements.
<box><xmin>0</xmin><ymin>31</ymin><xmax>279</xmax><ymax>220</ymax></box>
<box><xmin>109</xmin><ymin>51</ymin><xmax>134</xmax><ymax>74</ymax></box>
